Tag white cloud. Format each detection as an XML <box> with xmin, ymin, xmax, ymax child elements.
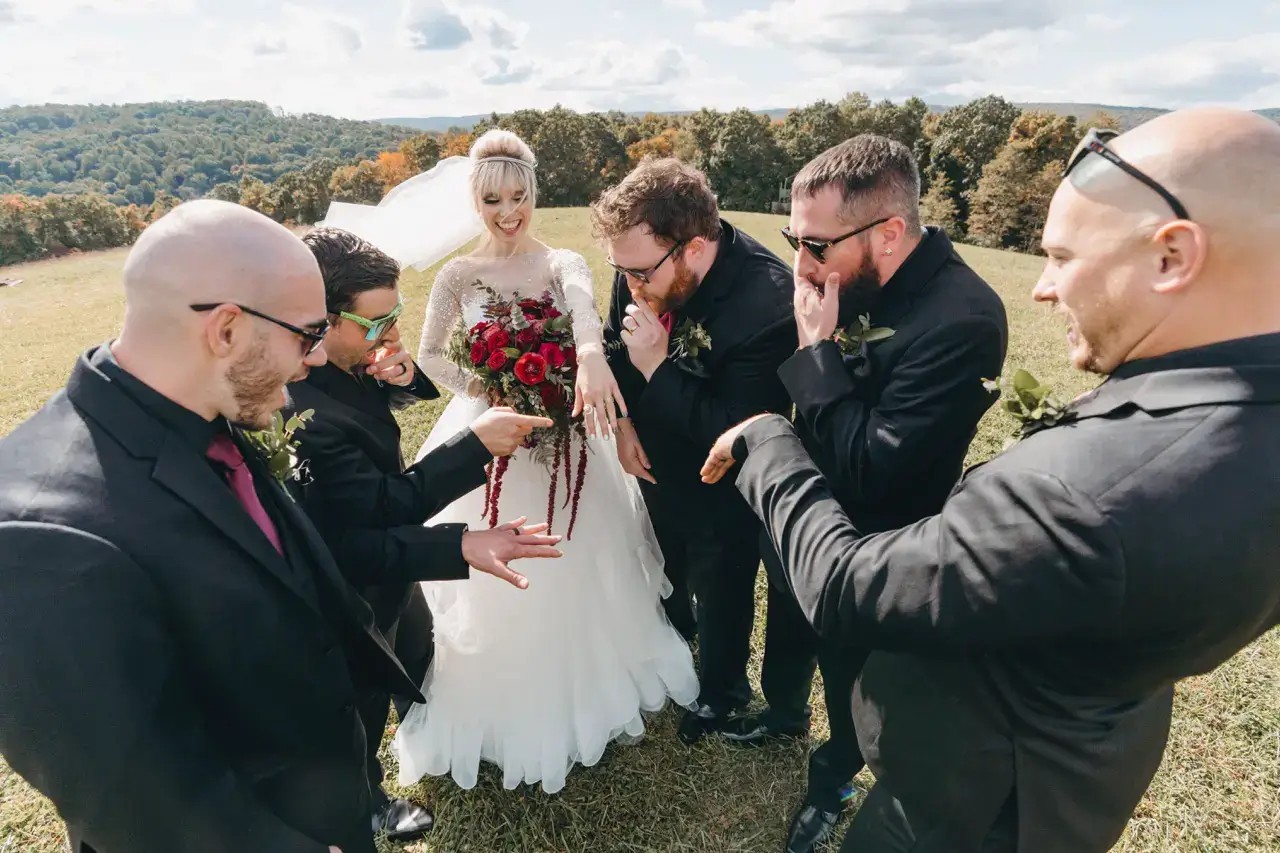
<box><xmin>1090</xmin><ymin>34</ymin><xmax>1280</xmax><ymax>105</ymax></box>
<box><xmin>245</xmin><ymin>4</ymin><xmax>364</xmax><ymax>61</ymax></box>
<box><xmin>2</xmin><ymin>0</ymin><xmax>193</xmax><ymax>22</ymax></box>
<box><xmin>401</xmin><ymin>0</ymin><xmax>472</xmax><ymax>50</ymax></box>
<box><xmin>475</xmin><ymin>55</ymin><xmax>537</xmax><ymax>86</ymax></box>
<box><xmin>540</xmin><ymin>41</ymin><xmax>692</xmax><ymax>93</ymax></box>
<box><xmin>1083</xmin><ymin>13</ymin><xmax>1127</xmax><ymax>31</ymax></box>
<box><xmin>389</xmin><ymin>80</ymin><xmax>448</xmax><ymax>100</ymax></box>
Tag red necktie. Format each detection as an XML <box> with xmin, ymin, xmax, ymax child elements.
<box><xmin>206</xmin><ymin>433</ymin><xmax>284</xmax><ymax>556</ymax></box>
<box><xmin>659</xmin><ymin>312</ymin><xmax>676</xmax><ymax>333</ymax></box>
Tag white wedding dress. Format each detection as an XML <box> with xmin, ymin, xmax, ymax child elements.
<box><xmin>392</xmin><ymin>248</ymin><xmax>699</xmax><ymax>795</ymax></box>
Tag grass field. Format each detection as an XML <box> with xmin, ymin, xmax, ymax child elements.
<box><xmin>1</xmin><ymin>209</ymin><xmax>1276</xmax><ymax>852</ymax></box>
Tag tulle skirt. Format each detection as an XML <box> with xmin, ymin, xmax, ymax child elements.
<box><xmin>392</xmin><ymin>394</ymin><xmax>699</xmax><ymax>794</ymax></box>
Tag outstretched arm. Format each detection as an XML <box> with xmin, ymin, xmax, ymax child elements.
<box><xmin>557</xmin><ymin>251</ymin><xmax>627</xmax><ymax>437</ymax></box>
<box><xmin>417</xmin><ymin>260</ymin><xmax>485</xmax><ymax>399</ymax></box>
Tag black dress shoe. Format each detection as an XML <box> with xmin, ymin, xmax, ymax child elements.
<box><xmin>784</xmin><ymin>802</ymin><xmax>842</xmax><ymax>853</ymax></box>
<box><xmin>677</xmin><ymin>704</ymin><xmax>733</xmax><ymax>745</ymax></box>
<box><xmin>718</xmin><ymin>712</ymin><xmax>809</xmax><ymax>748</ymax></box>
<box><xmin>372</xmin><ymin>797</ymin><xmax>435</xmax><ymax>843</ymax></box>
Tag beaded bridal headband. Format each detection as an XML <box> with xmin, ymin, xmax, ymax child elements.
<box><xmin>477</xmin><ymin>155</ymin><xmax>536</xmax><ymax>171</ymax></box>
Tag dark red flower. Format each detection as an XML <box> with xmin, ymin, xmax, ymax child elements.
<box><xmin>482</xmin><ymin>326</ymin><xmax>511</xmax><ymax>350</ymax></box>
<box><xmin>514</xmin><ymin>352</ymin><xmax>549</xmax><ymax>385</ymax></box>
<box><xmin>538</xmin><ymin>342</ymin><xmax>566</xmax><ymax>369</ymax></box>
<box><xmin>469</xmin><ymin>341</ymin><xmax>487</xmax><ymax>366</ymax></box>
<box><xmin>539</xmin><ymin>383</ymin><xmax>566</xmax><ymax>410</ymax></box>
<box><xmin>544</xmin><ymin>306</ymin><xmax>563</xmax><ymax>319</ymax></box>
<box><xmin>468</xmin><ymin>321</ymin><xmax>489</xmax><ymax>340</ymax></box>
<box><xmin>518</xmin><ymin>298</ymin><xmax>544</xmax><ymax>317</ymax></box>
<box><xmin>563</xmin><ymin>346</ymin><xmax>577</xmax><ymax>369</ymax></box>
<box><xmin>486</xmin><ymin>350</ymin><xmax>509</xmax><ymax>371</ymax></box>
<box><xmin>516</xmin><ymin>327</ymin><xmax>539</xmax><ymax>349</ymax></box>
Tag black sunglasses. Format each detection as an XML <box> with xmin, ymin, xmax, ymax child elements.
<box><xmin>190</xmin><ymin>303</ymin><xmax>329</xmax><ymax>355</ymax></box>
<box><xmin>1062</xmin><ymin>127</ymin><xmax>1190</xmax><ymax>221</ymax></box>
<box><xmin>781</xmin><ymin>217</ymin><xmax>890</xmax><ymax>263</ymax></box>
<box><xmin>608</xmin><ymin>240</ymin><xmax>685</xmax><ymax>284</ymax></box>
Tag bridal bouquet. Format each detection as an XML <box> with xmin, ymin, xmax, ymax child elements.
<box><xmin>447</xmin><ymin>282</ymin><xmax>588</xmax><ymax>537</ymax></box>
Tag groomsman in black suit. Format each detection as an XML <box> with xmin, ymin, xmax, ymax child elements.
<box><xmin>708</xmin><ymin>136</ymin><xmax>1008</xmax><ymax>852</ymax></box>
<box><xmin>707</xmin><ymin>107</ymin><xmax>1280</xmax><ymax>851</ymax></box>
<box><xmin>0</xmin><ymin>200</ymin><xmax>404</xmax><ymax>852</ymax></box>
<box><xmin>595</xmin><ymin>158</ymin><xmax>798</xmax><ymax>743</ymax></box>
<box><xmin>288</xmin><ymin>228</ymin><xmax>561</xmax><ymax>842</ymax></box>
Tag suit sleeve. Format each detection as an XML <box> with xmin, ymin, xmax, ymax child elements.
<box><xmin>778</xmin><ymin>316</ymin><xmax>1004</xmax><ymax>507</ymax></box>
<box><xmin>638</xmin><ymin>317</ymin><xmax>798</xmax><ymax>451</ymax></box>
<box><xmin>603</xmin><ymin>273</ymin><xmax>646</xmax><ymax>411</ymax></box>
<box><xmin>0</xmin><ymin>524</ymin><xmax>328</xmax><ymax>853</ymax></box>
<box><xmin>385</xmin><ymin>363</ymin><xmax>441</xmax><ymax>412</ymax></box>
<box><xmin>299</xmin><ymin>415</ymin><xmax>490</xmax><ymax>529</ymax></box>
<box><xmin>329</xmin><ymin>522</ymin><xmax>470</xmax><ymax>587</ymax></box>
<box><xmin>733</xmin><ymin>416</ymin><xmax>1127</xmax><ymax>650</ymax></box>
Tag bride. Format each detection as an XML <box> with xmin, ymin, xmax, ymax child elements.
<box><xmin>385</xmin><ymin>129</ymin><xmax>698</xmax><ymax>794</ymax></box>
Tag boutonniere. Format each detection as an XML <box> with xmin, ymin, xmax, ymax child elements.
<box><xmin>832</xmin><ymin>314</ymin><xmax>895</xmax><ymax>355</ymax></box>
<box><xmin>982</xmin><ymin>369</ymin><xmax>1070</xmax><ymax>448</ymax></box>
<box><xmin>242</xmin><ymin>409</ymin><xmax>315</xmax><ymax>490</ymax></box>
<box><xmin>670</xmin><ymin>317</ymin><xmax>712</xmax><ymax>360</ymax></box>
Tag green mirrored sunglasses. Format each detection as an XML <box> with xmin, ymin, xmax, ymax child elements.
<box><xmin>338</xmin><ymin>299</ymin><xmax>403</xmax><ymax>341</ymax></box>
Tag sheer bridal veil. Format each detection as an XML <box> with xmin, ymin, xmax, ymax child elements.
<box><xmin>316</xmin><ymin>155</ymin><xmax>483</xmax><ymax>271</ymax></box>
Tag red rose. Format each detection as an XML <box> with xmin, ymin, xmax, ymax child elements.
<box><xmin>516</xmin><ymin>328</ymin><xmax>539</xmax><ymax>349</ymax></box>
<box><xmin>483</xmin><ymin>326</ymin><xmax>511</xmax><ymax>350</ymax></box>
<box><xmin>563</xmin><ymin>346</ymin><xmax>577</xmax><ymax>369</ymax></box>
<box><xmin>514</xmin><ymin>352</ymin><xmax>548</xmax><ymax>385</ymax></box>
<box><xmin>486</xmin><ymin>350</ymin><xmax>509</xmax><ymax>371</ymax></box>
<box><xmin>537</xmin><ymin>342</ymin><xmax>566</xmax><ymax>369</ymax></box>
<box><xmin>468</xmin><ymin>321</ymin><xmax>488</xmax><ymax>340</ymax></box>
<box><xmin>469</xmin><ymin>341</ymin><xmax>487</xmax><ymax>366</ymax></box>
<box><xmin>518</xmin><ymin>298</ymin><xmax>544</xmax><ymax>316</ymax></box>
<box><xmin>544</xmin><ymin>306</ymin><xmax>563</xmax><ymax>319</ymax></box>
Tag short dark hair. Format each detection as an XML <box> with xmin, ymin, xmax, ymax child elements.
<box><xmin>792</xmin><ymin>134</ymin><xmax>921</xmax><ymax>232</ymax></box>
<box><xmin>590</xmin><ymin>157</ymin><xmax>723</xmax><ymax>248</ymax></box>
<box><xmin>302</xmin><ymin>227</ymin><xmax>400</xmax><ymax>314</ymax></box>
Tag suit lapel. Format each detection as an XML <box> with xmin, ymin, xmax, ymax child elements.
<box><xmin>150</xmin><ymin>434</ymin><xmax>325</xmax><ymax>614</ymax></box>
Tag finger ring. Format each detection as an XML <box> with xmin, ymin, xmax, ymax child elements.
<box><xmin>584</xmin><ymin>404</ymin><xmax>594</xmax><ymax>412</ymax></box>
<box><xmin>399</xmin><ymin>363</ymin><xmax>408</xmax><ymax>375</ymax></box>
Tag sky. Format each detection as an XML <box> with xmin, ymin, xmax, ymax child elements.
<box><xmin>1</xmin><ymin>0</ymin><xmax>1277</xmax><ymax>120</ymax></box>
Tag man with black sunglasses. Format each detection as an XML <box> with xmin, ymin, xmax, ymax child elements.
<box><xmin>703</xmin><ymin>135</ymin><xmax>1008</xmax><ymax>853</ymax></box>
<box><xmin>284</xmin><ymin>227</ymin><xmax>563</xmax><ymax>843</ymax></box>
<box><xmin>593</xmin><ymin>158</ymin><xmax>798</xmax><ymax>746</ymax></box>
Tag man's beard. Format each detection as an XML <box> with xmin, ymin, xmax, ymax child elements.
<box><xmin>835</xmin><ymin>253</ymin><xmax>883</xmax><ymax>325</ymax></box>
<box><xmin>658</xmin><ymin>258</ymin><xmax>701</xmax><ymax>314</ymax></box>
<box><xmin>227</xmin><ymin>335</ymin><xmax>290</xmax><ymax>430</ymax></box>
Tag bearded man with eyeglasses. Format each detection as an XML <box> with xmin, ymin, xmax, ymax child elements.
<box><xmin>707</xmin><ymin>135</ymin><xmax>1009</xmax><ymax>853</ymax></box>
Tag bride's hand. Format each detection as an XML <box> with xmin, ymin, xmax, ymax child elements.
<box><xmin>572</xmin><ymin>351</ymin><xmax>627</xmax><ymax>439</ymax></box>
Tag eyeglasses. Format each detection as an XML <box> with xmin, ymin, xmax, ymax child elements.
<box><xmin>607</xmin><ymin>241</ymin><xmax>686</xmax><ymax>284</ymax></box>
<box><xmin>190</xmin><ymin>303</ymin><xmax>329</xmax><ymax>355</ymax></box>
<box><xmin>338</xmin><ymin>299</ymin><xmax>403</xmax><ymax>341</ymax></box>
<box><xmin>781</xmin><ymin>217</ymin><xmax>890</xmax><ymax>263</ymax></box>
<box><xmin>1062</xmin><ymin>127</ymin><xmax>1190</xmax><ymax>221</ymax></box>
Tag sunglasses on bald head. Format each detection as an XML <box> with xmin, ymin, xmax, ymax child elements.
<box><xmin>1063</xmin><ymin>127</ymin><xmax>1191</xmax><ymax>220</ymax></box>
<box><xmin>190</xmin><ymin>303</ymin><xmax>329</xmax><ymax>355</ymax></box>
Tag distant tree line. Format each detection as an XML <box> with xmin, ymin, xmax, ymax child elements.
<box><xmin>0</xmin><ymin>95</ymin><xmax>1125</xmax><ymax>266</ymax></box>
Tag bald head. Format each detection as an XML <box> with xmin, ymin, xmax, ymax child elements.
<box><xmin>122</xmin><ymin>199</ymin><xmax>323</xmax><ymax>327</ymax></box>
<box><xmin>113</xmin><ymin>199</ymin><xmax>328</xmax><ymax>427</ymax></box>
<box><xmin>1037</xmin><ymin>108</ymin><xmax>1280</xmax><ymax>375</ymax></box>
<box><xmin>1068</xmin><ymin>107</ymin><xmax>1280</xmax><ymax>250</ymax></box>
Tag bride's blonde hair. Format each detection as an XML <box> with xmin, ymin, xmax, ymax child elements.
<box><xmin>469</xmin><ymin>129</ymin><xmax>538</xmax><ymax>209</ymax></box>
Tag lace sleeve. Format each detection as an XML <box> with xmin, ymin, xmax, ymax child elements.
<box><xmin>417</xmin><ymin>260</ymin><xmax>483</xmax><ymax>398</ymax></box>
<box><xmin>553</xmin><ymin>250</ymin><xmax>604</xmax><ymax>357</ymax></box>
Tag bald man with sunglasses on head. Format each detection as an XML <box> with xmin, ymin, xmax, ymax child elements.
<box><xmin>286</xmin><ymin>227</ymin><xmax>561</xmax><ymax>844</ymax></box>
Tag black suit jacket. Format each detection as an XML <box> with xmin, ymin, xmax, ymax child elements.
<box><xmin>0</xmin><ymin>347</ymin><xmax>420</xmax><ymax>853</ymax></box>
<box><xmin>603</xmin><ymin>219</ymin><xmax>797</xmax><ymax>530</ymax></box>
<box><xmin>779</xmin><ymin>227</ymin><xmax>1007</xmax><ymax>533</ymax></box>
<box><xmin>734</xmin><ymin>334</ymin><xmax>1280</xmax><ymax>851</ymax></box>
<box><xmin>286</xmin><ymin>363</ymin><xmax>490</xmax><ymax>591</ymax></box>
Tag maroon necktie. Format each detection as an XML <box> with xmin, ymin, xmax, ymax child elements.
<box><xmin>206</xmin><ymin>433</ymin><xmax>284</xmax><ymax>556</ymax></box>
<box><xmin>659</xmin><ymin>311</ymin><xmax>676</xmax><ymax>334</ymax></box>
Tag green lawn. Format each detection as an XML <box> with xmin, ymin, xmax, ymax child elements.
<box><xmin>1</xmin><ymin>209</ymin><xmax>1276</xmax><ymax>852</ymax></box>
